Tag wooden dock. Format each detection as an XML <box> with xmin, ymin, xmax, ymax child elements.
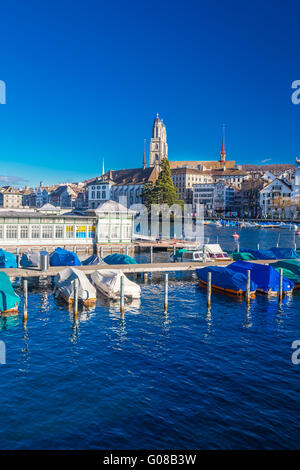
<box><xmin>0</xmin><ymin>259</ymin><xmax>281</xmax><ymax>279</ymax></box>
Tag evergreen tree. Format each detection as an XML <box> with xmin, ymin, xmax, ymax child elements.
<box><xmin>142</xmin><ymin>158</ymin><xmax>183</xmax><ymax>209</ymax></box>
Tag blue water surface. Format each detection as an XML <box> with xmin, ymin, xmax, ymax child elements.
<box><xmin>0</xmin><ymin>227</ymin><xmax>300</xmax><ymax>449</ymax></box>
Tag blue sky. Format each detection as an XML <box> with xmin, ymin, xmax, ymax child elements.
<box><xmin>0</xmin><ymin>0</ymin><xmax>300</xmax><ymax>187</ymax></box>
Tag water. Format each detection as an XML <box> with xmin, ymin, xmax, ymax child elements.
<box><xmin>0</xmin><ymin>227</ymin><xmax>300</xmax><ymax>449</ymax></box>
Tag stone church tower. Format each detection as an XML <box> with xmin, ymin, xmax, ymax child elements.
<box><xmin>150</xmin><ymin>114</ymin><xmax>168</xmax><ymax>170</ymax></box>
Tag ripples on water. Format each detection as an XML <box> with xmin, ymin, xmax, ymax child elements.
<box><xmin>0</xmin><ymin>227</ymin><xmax>300</xmax><ymax>449</ymax></box>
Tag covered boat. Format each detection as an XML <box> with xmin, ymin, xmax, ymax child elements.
<box><xmin>54</xmin><ymin>267</ymin><xmax>96</xmax><ymax>305</ymax></box>
<box><xmin>272</xmin><ymin>260</ymin><xmax>300</xmax><ymax>287</ymax></box>
<box><xmin>20</xmin><ymin>251</ymin><xmax>40</xmax><ymax>268</ymax></box>
<box><xmin>246</xmin><ymin>249</ymin><xmax>277</xmax><ymax>260</ymax></box>
<box><xmin>0</xmin><ymin>249</ymin><xmax>17</xmax><ymax>268</ymax></box>
<box><xmin>270</xmin><ymin>247</ymin><xmax>300</xmax><ymax>259</ymax></box>
<box><xmin>228</xmin><ymin>260</ymin><xmax>294</xmax><ymax>295</ymax></box>
<box><xmin>91</xmin><ymin>269</ymin><xmax>141</xmax><ymax>299</ymax></box>
<box><xmin>196</xmin><ymin>266</ymin><xmax>257</xmax><ymax>297</ymax></box>
<box><xmin>0</xmin><ymin>272</ymin><xmax>20</xmax><ymax>314</ymax></box>
<box><xmin>104</xmin><ymin>253</ymin><xmax>137</xmax><ymax>265</ymax></box>
<box><xmin>229</xmin><ymin>252</ymin><xmax>255</xmax><ymax>261</ymax></box>
<box><xmin>82</xmin><ymin>255</ymin><xmax>106</xmax><ymax>266</ymax></box>
<box><xmin>50</xmin><ymin>247</ymin><xmax>81</xmax><ymax>267</ymax></box>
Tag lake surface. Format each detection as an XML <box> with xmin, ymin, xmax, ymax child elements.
<box><xmin>0</xmin><ymin>227</ymin><xmax>300</xmax><ymax>449</ymax></box>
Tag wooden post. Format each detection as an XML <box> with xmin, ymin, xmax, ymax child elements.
<box><xmin>257</xmin><ymin>243</ymin><xmax>260</xmax><ymax>250</ymax></box>
<box><xmin>73</xmin><ymin>278</ymin><xmax>79</xmax><ymax>315</ymax></box>
<box><xmin>279</xmin><ymin>268</ymin><xmax>283</xmax><ymax>301</ymax></box>
<box><xmin>246</xmin><ymin>269</ymin><xmax>251</xmax><ymax>303</ymax></box>
<box><xmin>23</xmin><ymin>279</ymin><xmax>28</xmax><ymax>322</ymax></box>
<box><xmin>207</xmin><ymin>271</ymin><xmax>211</xmax><ymax>310</ymax></box>
<box><xmin>120</xmin><ymin>275</ymin><xmax>125</xmax><ymax>314</ymax></box>
<box><xmin>125</xmin><ymin>245</ymin><xmax>129</xmax><ymax>256</ymax></box>
<box><xmin>16</xmin><ymin>248</ymin><xmax>20</xmax><ymax>268</ymax></box>
<box><xmin>100</xmin><ymin>246</ymin><xmax>104</xmax><ymax>258</ymax></box>
<box><xmin>150</xmin><ymin>246</ymin><xmax>153</xmax><ymax>264</ymax></box>
<box><xmin>237</xmin><ymin>241</ymin><xmax>240</xmax><ymax>253</ymax></box>
<box><xmin>164</xmin><ymin>273</ymin><xmax>168</xmax><ymax>311</ymax></box>
<box><xmin>144</xmin><ymin>272</ymin><xmax>148</xmax><ymax>283</ymax></box>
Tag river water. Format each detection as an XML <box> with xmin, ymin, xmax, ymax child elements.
<box><xmin>0</xmin><ymin>227</ymin><xmax>300</xmax><ymax>449</ymax></box>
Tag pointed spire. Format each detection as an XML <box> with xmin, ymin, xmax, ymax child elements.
<box><xmin>102</xmin><ymin>158</ymin><xmax>105</xmax><ymax>175</ymax></box>
<box><xmin>143</xmin><ymin>139</ymin><xmax>146</xmax><ymax>170</ymax></box>
<box><xmin>220</xmin><ymin>125</ymin><xmax>226</xmax><ymax>162</ymax></box>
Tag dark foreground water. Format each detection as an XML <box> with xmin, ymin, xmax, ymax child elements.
<box><xmin>0</xmin><ymin>227</ymin><xmax>300</xmax><ymax>449</ymax></box>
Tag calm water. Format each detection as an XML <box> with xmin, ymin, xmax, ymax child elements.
<box><xmin>0</xmin><ymin>227</ymin><xmax>300</xmax><ymax>449</ymax></box>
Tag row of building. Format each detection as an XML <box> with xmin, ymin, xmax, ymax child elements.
<box><xmin>1</xmin><ymin>115</ymin><xmax>300</xmax><ymax>219</ymax></box>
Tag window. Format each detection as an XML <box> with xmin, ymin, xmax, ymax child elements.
<box><xmin>111</xmin><ymin>225</ymin><xmax>120</xmax><ymax>239</ymax></box>
<box><xmin>66</xmin><ymin>225</ymin><xmax>74</xmax><ymax>238</ymax></box>
<box><xmin>97</xmin><ymin>191</ymin><xmax>101</xmax><ymax>199</ymax></box>
<box><xmin>6</xmin><ymin>225</ymin><xmax>18</xmax><ymax>239</ymax></box>
<box><xmin>31</xmin><ymin>225</ymin><xmax>40</xmax><ymax>239</ymax></box>
<box><xmin>76</xmin><ymin>226</ymin><xmax>86</xmax><ymax>239</ymax></box>
<box><xmin>42</xmin><ymin>225</ymin><xmax>53</xmax><ymax>239</ymax></box>
<box><xmin>91</xmin><ymin>191</ymin><xmax>95</xmax><ymax>199</ymax></box>
<box><xmin>0</xmin><ymin>226</ymin><xmax>3</xmax><ymax>239</ymax></box>
<box><xmin>102</xmin><ymin>191</ymin><xmax>106</xmax><ymax>198</ymax></box>
<box><xmin>55</xmin><ymin>225</ymin><xmax>64</xmax><ymax>238</ymax></box>
<box><xmin>20</xmin><ymin>225</ymin><xmax>29</xmax><ymax>239</ymax></box>
<box><xmin>88</xmin><ymin>225</ymin><xmax>95</xmax><ymax>238</ymax></box>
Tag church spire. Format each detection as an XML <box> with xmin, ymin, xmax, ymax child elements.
<box><xmin>143</xmin><ymin>139</ymin><xmax>146</xmax><ymax>170</ymax></box>
<box><xmin>220</xmin><ymin>125</ymin><xmax>226</xmax><ymax>162</ymax></box>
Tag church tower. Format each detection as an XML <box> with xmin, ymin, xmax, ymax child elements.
<box><xmin>220</xmin><ymin>125</ymin><xmax>226</xmax><ymax>163</ymax></box>
<box><xmin>150</xmin><ymin>113</ymin><xmax>168</xmax><ymax>170</ymax></box>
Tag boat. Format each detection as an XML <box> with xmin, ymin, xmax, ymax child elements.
<box><xmin>82</xmin><ymin>255</ymin><xmax>106</xmax><ymax>266</ymax></box>
<box><xmin>104</xmin><ymin>253</ymin><xmax>137</xmax><ymax>265</ymax></box>
<box><xmin>54</xmin><ymin>267</ymin><xmax>96</xmax><ymax>305</ymax></box>
<box><xmin>50</xmin><ymin>247</ymin><xmax>81</xmax><ymax>266</ymax></box>
<box><xmin>20</xmin><ymin>251</ymin><xmax>40</xmax><ymax>268</ymax></box>
<box><xmin>196</xmin><ymin>266</ymin><xmax>257</xmax><ymax>297</ymax></box>
<box><xmin>269</xmin><ymin>247</ymin><xmax>300</xmax><ymax>259</ymax></box>
<box><xmin>0</xmin><ymin>272</ymin><xmax>20</xmax><ymax>314</ymax></box>
<box><xmin>171</xmin><ymin>243</ymin><xmax>230</xmax><ymax>262</ymax></box>
<box><xmin>229</xmin><ymin>251</ymin><xmax>255</xmax><ymax>261</ymax></box>
<box><xmin>272</xmin><ymin>260</ymin><xmax>300</xmax><ymax>288</ymax></box>
<box><xmin>228</xmin><ymin>260</ymin><xmax>294</xmax><ymax>296</ymax></box>
<box><xmin>91</xmin><ymin>269</ymin><xmax>141</xmax><ymax>299</ymax></box>
<box><xmin>0</xmin><ymin>249</ymin><xmax>17</xmax><ymax>268</ymax></box>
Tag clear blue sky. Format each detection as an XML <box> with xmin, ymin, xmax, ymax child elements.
<box><xmin>1</xmin><ymin>0</ymin><xmax>300</xmax><ymax>187</ymax></box>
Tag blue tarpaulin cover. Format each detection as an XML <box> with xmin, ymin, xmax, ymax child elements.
<box><xmin>247</xmin><ymin>249</ymin><xmax>277</xmax><ymax>260</ymax></box>
<box><xmin>82</xmin><ymin>255</ymin><xmax>105</xmax><ymax>266</ymax></box>
<box><xmin>0</xmin><ymin>272</ymin><xmax>20</xmax><ymax>312</ymax></box>
<box><xmin>196</xmin><ymin>266</ymin><xmax>257</xmax><ymax>292</ymax></box>
<box><xmin>104</xmin><ymin>253</ymin><xmax>137</xmax><ymax>265</ymax></box>
<box><xmin>270</xmin><ymin>248</ymin><xmax>300</xmax><ymax>259</ymax></box>
<box><xmin>0</xmin><ymin>249</ymin><xmax>17</xmax><ymax>268</ymax></box>
<box><xmin>50</xmin><ymin>247</ymin><xmax>81</xmax><ymax>267</ymax></box>
<box><xmin>228</xmin><ymin>260</ymin><xmax>294</xmax><ymax>292</ymax></box>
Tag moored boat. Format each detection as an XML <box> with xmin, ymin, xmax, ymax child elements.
<box><xmin>91</xmin><ymin>269</ymin><xmax>141</xmax><ymax>299</ymax></box>
<box><xmin>104</xmin><ymin>253</ymin><xmax>137</xmax><ymax>265</ymax></box>
<box><xmin>228</xmin><ymin>260</ymin><xmax>294</xmax><ymax>296</ymax></box>
<box><xmin>50</xmin><ymin>247</ymin><xmax>81</xmax><ymax>267</ymax></box>
<box><xmin>82</xmin><ymin>255</ymin><xmax>106</xmax><ymax>266</ymax></box>
<box><xmin>54</xmin><ymin>267</ymin><xmax>96</xmax><ymax>305</ymax></box>
<box><xmin>0</xmin><ymin>249</ymin><xmax>17</xmax><ymax>268</ymax></box>
<box><xmin>0</xmin><ymin>272</ymin><xmax>20</xmax><ymax>314</ymax></box>
<box><xmin>272</xmin><ymin>260</ymin><xmax>300</xmax><ymax>288</ymax></box>
<box><xmin>20</xmin><ymin>251</ymin><xmax>40</xmax><ymax>268</ymax></box>
<box><xmin>196</xmin><ymin>266</ymin><xmax>257</xmax><ymax>297</ymax></box>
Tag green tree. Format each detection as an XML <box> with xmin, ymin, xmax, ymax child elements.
<box><xmin>142</xmin><ymin>158</ymin><xmax>183</xmax><ymax>209</ymax></box>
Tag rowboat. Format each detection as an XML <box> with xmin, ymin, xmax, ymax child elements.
<box><xmin>91</xmin><ymin>269</ymin><xmax>141</xmax><ymax>299</ymax></box>
<box><xmin>196</xmin><ymin>266</ymin><xmax>257</xmax><ymax>297</ymax></box>
<box><xmin>228</xmin><ymin>261</ymin><xmax>294</xmax><ymax>296</ymax></box>
<box><xmin>54</xmin><ymin>267</ymin><xmax>96</xmax><ymax>305</ymax></box>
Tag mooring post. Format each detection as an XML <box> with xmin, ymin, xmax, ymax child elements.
<box><xmin>16</xmin><ymin>248</ymin><xmax>20</xmax><ymax>267</ymax></box>
<box><xmin>257</xmin><ymin>243</ymin><xmax>260</xmax><ymax>250</ymax></box>
<box><xmin>73</xmin><ymin>278</ymin><xmax>79</xmax><ymax>315</ymax></box>
<box><xmin>237</xmin><ymin>241</ymin><xmax>240</xmax><ymax>253</ymax></box>
<box><xmin>207</xmin><ymin>271</ymin><xmax>211</xmax><ymax>310</ymax></box>
<box><xmin>120</xmin><ymin>275</ymin><xmax>125</xmax><ymax>314</ymax></box>
<box><xmin>100</xmin><ymin>246</ymin><xmax>104</xmax><ymax>258</ymax></box>
<box><xmin>23</xmin><ymin>279</ymin><xmax>28</xmax><ymax>321</ymax></box>
<box><xmin>164</xmin><ymin>273</ymin><xmax>168</xmax><ymax>311</ymax></box>
<box><xmin>150</xmin><ymin>246</ymin><xmax>153</xmax><ymax>264</ymax></box>
<box><xmin>279</xmin><ymin>268</ymin><xmax>283</xmax><ymax>301</ymax></box>
<box><xmin>125</xmin><ymin>245</ymin><xmax>129</xmax><ymax>256</ymax></box>
<box><xmin>144</xmin><ymin>272</ymin><xmax>148</xmax><ymax>283</ymax></box>
<box><xmin>246</xmin><ymin>269</ymin><xmax>251</xmax><ymax>303</ymax></box>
